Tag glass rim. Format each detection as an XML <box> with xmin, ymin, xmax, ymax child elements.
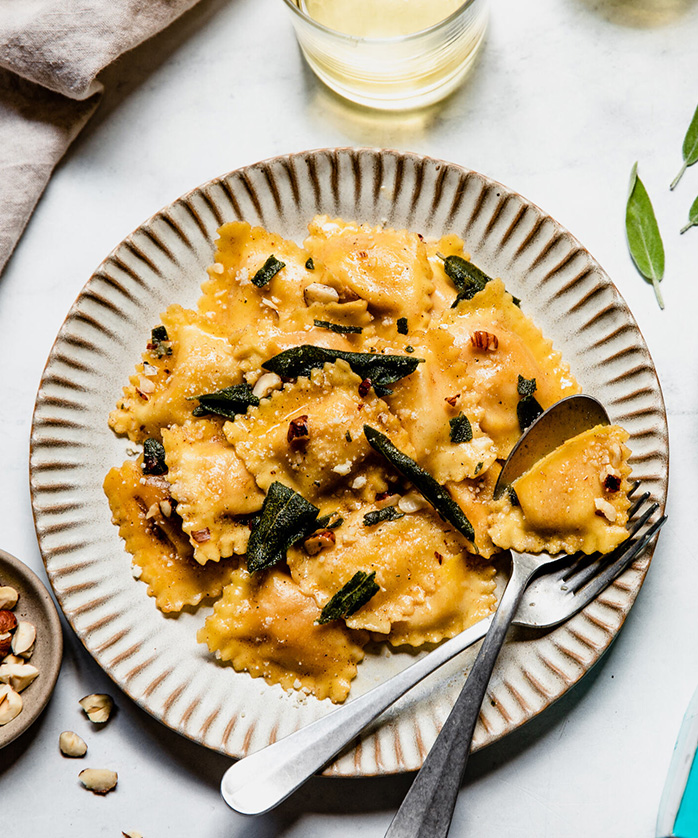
<box><xmin>281</xmin><ymin>0</ymin><xmax>481</xmax><ymax>44</ymax></box>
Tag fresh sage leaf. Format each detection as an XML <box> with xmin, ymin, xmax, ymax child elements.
<box><xmin>142</xmin><ymin>438</ymin><xmax>168</xmax><ymax>475</ymax></box>
<box><xmin>252</xmin><ymin>255</ymin><xmax>286</xmax><ymax>287</ymax></box>
<box><xmin>317</xmin><ymin>571</ymin><xmax>379</xmax><ymax>624</ymax></box>
<box><xmin>364</xmin><ymin>425</ymin><xmax>476</xmax><ymax>545</ymax></box>
<box><xmin>363</xmin><ymin>506</ymin><xmax>405</xmax><ymax>526</ymax></box>
<box><xmin>681</xmin><ymin>195</ymin><xmax>698</xmax><ymax>234</ymax></box>
<box><xmin>449</xmin><ymin>413</ymin><xmax>473</xmax><ymax>444</ymax></box>
<box><xmin>626</xmin><ymin>162</ymin><xmax>665</xmax><ymax>309</ymax></box>
<box><xmin>670</xmin><ymin>104</ymin><xmax>698</xmax><ymax>190</ymax></box>
<box><xmin>247</xmin><ymin>482</ymin><xmax>320</xmax><ymax>573</ymax></box>
<box><xmin>189</xmin><ymin>383</ymin><xmax>260</xmax><ymax>419</ymax></box>
<box><xmin>313</xmin><ymin>319</ymin><xmax>363</xmax><ymax>335</ymax></box>
<box><xmin>262</xmin><ymin>345</ymin><xmax>424</xmax><ymax>396</ymax></box>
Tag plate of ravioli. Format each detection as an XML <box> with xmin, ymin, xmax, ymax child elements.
<box><xmin>30</xmin><ymin>148</ymin><xmax>668</xmax><ymax>775</ymax></box>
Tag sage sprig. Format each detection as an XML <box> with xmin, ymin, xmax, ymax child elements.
<box><xmin>681</xmin><ymin>195</ymin><xmax>698</xmax><ymax>235</ymax></box>
<box><xmin>364</xmin><ymin>425</ymin><xmax>476</xmax><ymax>545</ymax></box>
<box><xmin>317</xmin><ymin>571</ymin><xmax>379</xmax><ymax>624</ymax></box>
<box><xmin>262</xmin><ymin>345</ymin><xmax>424</xmax><ymax>396</ymax></box>
<box><xmin>252</xmin><ymin>255</ymin><xmax>285</xmax><ymax>288</ymax></box>
<box><xmin>626</xmin><ymin>163</ymin><xmax>665</xmax><ymax>310</ymax></box>
<box><xmin>246</xmin><ymin>481</ymin><xmax>320</xmax><ymax>573</ymax></box>
<box><xmin>670</xmin><ymin>104</ymin><xmax>698</xmax><ymax>190</ymax></box>
<box><xmin>189</xmin><ymin>383</ymin><xmax>260</xmax><ymax>419</ymax></box>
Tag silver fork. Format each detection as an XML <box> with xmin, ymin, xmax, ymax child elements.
<box><xmin>383</xmin><ymin>490</ymin><xmax>665</xmax><ymax>838</ymax></box>
<box><xmin>220</xmin><ymin>491</ymin><xmax>665</xmax><ymax>817</ymax></box>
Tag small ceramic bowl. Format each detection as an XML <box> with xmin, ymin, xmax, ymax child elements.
<box><xmin>0</xmin><ymin>548</ymin><xmax>63</xmax><ymax>748</ymax></box>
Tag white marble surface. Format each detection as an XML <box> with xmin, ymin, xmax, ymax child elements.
<box><xmin>1</xmin><ymin>0</ymin><xmax>697</xmax><ymax>834</ymax></box>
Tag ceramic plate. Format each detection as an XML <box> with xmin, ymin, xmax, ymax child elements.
<box><xmin>30</xmin><ymin>149</ymin><xmax>668</xmax><ymax>775</ymax></box>
<box><xmin>0</xmin><ymin>549</ymin><xmax>63</xmax><ymax>748</ymax></box>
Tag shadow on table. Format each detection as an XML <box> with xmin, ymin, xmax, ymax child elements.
<box><xmin>131</xmin><ymin>628</ymin><xmax>614</xmax><ymax>838</ymax></box>
<box><xmin>299</xmin><ymin>25</ymin><xmax>490</xmax><ymax>150</ymax></box>
<box><xmin>573</xmin><ymin>0</ymin><xmax>698</xmax><ymax>27</ymax></box>
<box><xmin>77</xmin><ymin>0</ymin><xmax>235</xmax><ymax>139</ymax></box>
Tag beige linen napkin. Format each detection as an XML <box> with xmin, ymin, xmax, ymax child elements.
<box><xmin>0</xmin><ymin>0</ymin><xmax>202</xmax><ymax>275</ymax></box>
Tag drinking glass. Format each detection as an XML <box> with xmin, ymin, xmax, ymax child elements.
<box><xmin>283</xmin><ymin>0</ymin><xmax>489</xmax><ymax>110</ymax></box>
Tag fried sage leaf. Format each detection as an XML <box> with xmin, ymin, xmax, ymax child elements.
<box><xmin>142</xmin><ymin>438</ymin><xmax>168</xmax><ymax>475</ymax></box>
<box><xmin>516</xmin><ymin>375</ymin><xmax>543</xmax><ymax>432</ymax></box>
<box><xmin>315</xmin><ymin>513</ymin><xmax>344</xmax><ymax>530</ymax></box>
<box><xmin>363</xmin><ymin>506</ymin><xmax>405</xmax><ymax>526</ymax></box>
<box><xmin>439</xmin><ymin>253</ymin><xmax>490</xmax><ymax>306</ymax></box>
<box><xmin>263</xmin><ymin>345</ymin><xmax>424</xmax><ymax>396</ymax></box>
<box><xmin>318</xmin><ymin>571</ymin><xmax>380</xmax><ymax>624</ymax></box>
<box><xmin>626</xmin><ymin>162</ymin><xmax>665</xmax><ymax>309</ymax></box>
<box><xmin>449</xmin><ymin>413</ymin><xmax>473</xmax><ymax>444</ymax></box>
<box><xmin>190</xmin><ymin>383</ymin><xmax>260</xmax><ymax>419</ymax></box>
<box><xmin>397</xmin><ymin>317</ymin><xmax>408</xmax><ymax>335</ymax></box>
<box><xmin>364</xmin><ymin>425</ymin><xmax>476</xmax><ymax>545</ymax></box>
<box><xmin>313</xmin><ymin>319</ymin><xmax>363</xmax><ymax>335</ymax></box>
<box><xmin>252</xmin><ymin>255</ymin><xmax>286</xmax><ymax>288</ymax></box>
<box><xmin>148</xmin><ymin>325</ymin><xmax>172</xmax><ymax>358</ymax></box>
<box><xmin>305</xmin><ymin>257</ymin><xmax>315</xmax><ymax>270</ymax></box>
<box><xmin>671</xmin><ymin>104</ymin><xmax>698</xmax><ymax>190</ymax></box>
<box><xmin>681</xmin><ymin>194</ymin><xmax>698</xmax><ymax>234</ymax></box>
<box><xmin>247</xmin><ymin>482</ymin><xmax>320</xmax><ymax>573</ymax></box>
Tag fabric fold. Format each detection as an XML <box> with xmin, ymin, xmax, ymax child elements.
<box><xmin>0</xmin><ymin>0</ymin><xmax>203</xmax><ymax>276</ymax></box>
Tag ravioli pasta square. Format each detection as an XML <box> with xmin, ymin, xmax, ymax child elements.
<box><xmin>198</xmin><ymin>568</ymin><xmax>366</xmax><ymax>704</ymax></box>
<box><xmin>104</xmin><ymin>214</ymin><xmax>634</xmax><ymax>704</ymax></box>
<box><xmin>384</xmin><ymin>327</ymin><xmax>496</xmax><ymax>483</ymax></box>
<box><xmin>109</xmin><ymin>305</ymin><xmax>240</xmax><ymax>442</ymax></box>
<box><xmin>162</xmin><ymin>418</ymin><xmax>264</xmax><ymax>564</ymax></box>
<box><xmin>288</xmin><ymin>505</ymin><xmax>464</xmax><ymax>634</ymax></box>
<box><xmin>304</xmin><ymin>216</ymin><xmax>434</xmax><ymax>335</ymax></box>
<box><xmin>444</xmin><ymin>278</ymin><xmax>581</xmax><ymax>458</ymax></box>
<box><xmin>387</xmin><ymin>553</ymin><xmax>497</xmax><ymax>647</ymax></box>
<box><xmin>103</xmin><ymin>460</ymin><xmax>235</xmax><ymax>612</ymax></box>
<box><xmin>224</xmin><ymin>361</ymin><xmax>413</xmax><ymax>505</ymax></box>
<box><xmin>489</xmin><ymin>424</ymin><xmax>633</xmax><ymax>555</ymax></box>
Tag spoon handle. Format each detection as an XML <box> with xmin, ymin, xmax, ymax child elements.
<box><xmin>220</xmin><ymin>615</ymin><xmax>493</xmax><ymax>815</ymax></box>
<box><xmin>385</xmin><ymin>555</ymin><xmax>536</xmax><ymax>838</ymax></box>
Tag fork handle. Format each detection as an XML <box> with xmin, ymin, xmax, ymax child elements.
<box><xmin>385</xmin><ymin>557</ymin><xmax>536</xmax><ymax>838</ymax></box>
<box><xmin>220</xmin><ymin>615</ymin><xmax>493</xmax><ymax>815</ymax></box>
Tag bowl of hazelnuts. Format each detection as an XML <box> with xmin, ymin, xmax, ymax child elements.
<box><xmin>0</xmin><ymin>548</ymin><xmax>63</xmax><ymax>748</ymax></box>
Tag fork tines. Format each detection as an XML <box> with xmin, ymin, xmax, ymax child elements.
<box><xmin>561</xmin><ymin>489</ymin><xmax>665</xmax><ymax>597</ymax></box>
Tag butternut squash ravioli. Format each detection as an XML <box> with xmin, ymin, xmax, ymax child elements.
<box><xmin>103</xmin><ymin>216</ymin><xmax>632</xmax><ymax>704</ymax></box>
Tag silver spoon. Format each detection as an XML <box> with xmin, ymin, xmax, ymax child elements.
<box><xmin>384</xmin><ymin>393</ymin><xmax>610</xmax><ymax>838</ymax></box>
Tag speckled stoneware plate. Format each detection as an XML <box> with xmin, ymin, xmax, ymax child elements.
<box><xmin>0</xmin><ymin>549</ymin><xmax>63</xmax><ymax>748</ymax></box>
<box><xmin>30</xmin><ymin>149</ymin><xmax>668</xmax><ymax>775</ymax></box>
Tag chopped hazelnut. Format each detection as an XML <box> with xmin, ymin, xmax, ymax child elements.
<box><xmin>303</xmin><ymin>283</ymin><xmax>340</xmax><ymax>305</ymax></box>
<box><xmin>594</xmin><ymin>497</ymin><xmax>617</xmax><ymax>523</ymax></box>
<box><xmin>0</xmin><ymin>587</ymin><xmax>18</xmax><ymax>610</ymax></box>
<box><xmin>11</xmin><ymin>622</ymin><xmax>35</xmax><ymax>658</ymax></box>
<box><xmin>0</xmin><ymin>610</ymin><xmax>17</xmax><ymax>634</ymax></box>
<box><xmin>304</xmin><ymin>530</ymin><xmax>336</xmax><ymax>556</ymax></box>
<box><xmin>79</xmin><ymin>768</ymin><xmax>118</xmax><ymax>794</ymax></box>
<box><xmin>59</xmin><ymin>730</ymin><xmax>88</xmax><ymax>758</ymax></box>
<box><xmin>470</xmin><ymin>331</ymin><xmax>499</xmax><ymax>351</ymax></box>
<box><xmin>287</xmin><ymin>415</ymin><xmax>310</xmax><ymax>445</ymax></box>
<box><xmin>79</xmin><ymin>693</ymin><xmax>114</xmax><ymax>724</ymax></box>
